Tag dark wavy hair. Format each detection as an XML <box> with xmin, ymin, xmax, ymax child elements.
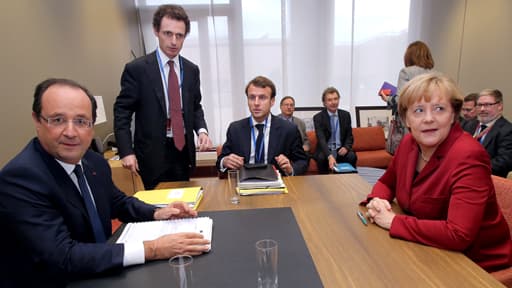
<box><xmin>245</xmin><ymin>76</ymin><xmax>276</xmax><ymax>98</ymax></box>
<box><xmin>152</xmin><ymin>4</ymin><xmax>190</xmax><ymax>35</ymax></box>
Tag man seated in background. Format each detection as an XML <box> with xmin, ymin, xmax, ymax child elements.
<box><xmin>313</xmin><ymin>87</ymin><xmax>357</xmax><ymax>173</ymax></box>
<box><xmin>460</xmin><ymin>92</ymin><xmax>478</xmax><ymax>125</ymax></box>
<box><xmin>278</xmin><ymin>95</ymin><xmax>310</xmax><ymax>153</ymax></box>
<box><xmin>0</xmin><ymin>78</ymin><xmax>209</xmax><ymax>287</ymax></box>
<box><xmin>217</xmin><ymin>76</ymin><xmax>308</xmax><ymax>176</ymax></box>
<box><xmin>462</xmin><ymin>89</ymin><xmax>512</xmax><ymax>178</ymax></box>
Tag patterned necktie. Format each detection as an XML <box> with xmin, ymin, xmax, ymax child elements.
<box><xmin>478</xmin><ymin>124</ymin><xmax>488</xmax><ymax>144</ymax></box>
<box><xmin>255</xmin><ymin>124</ymin><xmax>265</xmax><ymax>163</ymax></box>
<box><xmin>74</xmin><ymin>164</ymin><xmax>106</xmax><ymax>243</ymax></box>
<box><xmin>168</xmin><ymin>60</ymin><xmax>185</xmax><ymax>151</ymax></box>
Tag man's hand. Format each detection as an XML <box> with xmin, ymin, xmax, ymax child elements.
<box><xmin>379</xmin><ymin>90</ymin><xmax>389</xmax><ymax>102</ymax></box>
<box><xmin>154</xmin><ymin>201</ymin><xmax>198</xmax><ymax>220</ymax></box>
<box><xmin>337</xmin><ymin>147</ymin><xmax>348</xmax><ymax>157</ymax></box>
<box><xmin>144</xmin><ymin>232</ymin><xmax>210</xmax><ymax>260</ymax></box>
<box><xmin>223</xmin><ymin>154</ymin><xmax>244</xmax><ymax>170</ymax></box>
<box><xmin>328</xmin><ymin>155</ymin><xmax>337</xmax><ymax>170</ymax></box>
<box><xmin>121</xmin><ymin>154</ymin><xmax>139</xmax><ymax>174</ymax></box>
<box><xmin>275</xmin><ymin>154</ymin><xmax>293</xmax><ymax>175</ymax></box>
<box><xmin>197</xmin><ymin>132</ymin><xmax>212</xmax><ymax>152</ymax></box>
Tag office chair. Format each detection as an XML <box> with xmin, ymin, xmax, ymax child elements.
<box><xmin>490</xmin><ymin>175</ymin><xmax>512</xmax><ymax>287</ymax></box>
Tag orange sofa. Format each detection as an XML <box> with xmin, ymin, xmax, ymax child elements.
<box><xmin>352</xmin><ymin>126</ymin><xmax>392</xmax><ymax>169</ymax></box>
<box><xmin>306</xmin><ymin>126</ymin><xmax>392</xmax><ymax>173</ymax></box>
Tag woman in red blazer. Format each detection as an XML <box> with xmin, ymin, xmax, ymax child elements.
<box><xmin>363</xmin><ymin>73</ymin><xmax>512</xmax><ymax>272</ymax></box>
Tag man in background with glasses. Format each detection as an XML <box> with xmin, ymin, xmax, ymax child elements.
<box><xmin>278</xmin><ymin>96</ymin><xmax>310</xmax><ymax>153</ymax></box>
<box><xmin>0</xmin><ymin>78</ymin><xmax>209</xmax><ymax>287</ymax></box>
<box><xmin>462</xmin><ymin>89</ymin><xmax>512</xmax><ymax>177</ymax></box>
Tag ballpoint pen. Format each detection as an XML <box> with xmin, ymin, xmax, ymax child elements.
<box><xmin>357</xmin><ymin>210</ymin><xmax>368</xmax><ymax>226</ymax></box>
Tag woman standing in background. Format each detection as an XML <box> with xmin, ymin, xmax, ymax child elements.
<box><xmin>381</xmin><ymin>41</ymin><xmax>435</xmax><ymax>154</ymax></box>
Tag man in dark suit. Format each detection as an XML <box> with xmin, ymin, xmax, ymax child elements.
<box><xmin>0</xmin><ymin>79</ymin><xmax>209</xmax><ymax>287</ymax></box>
<box><xmin>217</xmin><ymin>76</ymin><xmax>308</xmax><ymax>176</ymax></box>
<box><xmin>461</xmin><ymin>89</ymin><xmax>512</xmax><ymax>178</ymax></box>
<box><xmin>313</xmin><ymin>87</ymin><xmax>357</xmax><ymax>173</ymax></box>
<box><xmin>114</xmin><ymin>4</ymin><xmax>211</xmax><ymax>189</ymax></box>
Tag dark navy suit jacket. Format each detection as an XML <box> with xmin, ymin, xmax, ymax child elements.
<box><xmin>216</xmin><ymin>115</ymin><xmax>308</xmax><ymax>175</ymax></box>
<box><xmin>313</xmin><ymin>108</ymin><xmax>355</xmax><ymax>161</ymax></box>
<box><xmin>462</xmin><ymin>117</ymin><xmax>512</xmax><ymax>177</ymax></box>
<box><xmin>0</xmin><ymin>138</ymin><xmax>156</xmax><ymax>287</ymax></box>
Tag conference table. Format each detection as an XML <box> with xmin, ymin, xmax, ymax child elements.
<box><xmin>72</xmin><ymin>174</ymin><xmax>504</xmax><ymax>287</ymax></box>
<box><xmin>157</xmin><ymin>174</ymin><xmax>503</xmax><ymax>287</ymax></box>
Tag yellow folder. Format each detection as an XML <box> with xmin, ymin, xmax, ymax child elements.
<box><xmin>133</xmin><ymin>186</ymin><xmax>203</xmax><ymax>210</ymax></box>
<box><xmin>237</xmin><ymin>186</ymin><xmax>288</xmax><ymax>196</ymax></box>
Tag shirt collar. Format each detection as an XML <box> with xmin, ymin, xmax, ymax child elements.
<box><xmin>157</xmin><ymin>46</ymin><xmax>179</xmax><ymax>66</ymax></box>
<box><xmin>56</xmin><ymin>159</ymin><xmax>82</xmax><ymax>176</ymax></box>
<box><xmin>480</xmin><ymin>115</ymin><xmax>501</xmax><ymax>127</ymax></box>
<box><xmin>251</xmin><ymin>114</ymin><xmax>272</xmax><ymax>127</ymax></box>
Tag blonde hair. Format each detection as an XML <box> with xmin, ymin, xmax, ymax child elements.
<box><xmin>398</xmin><ymin>72</ymin><xmax>463</xmax><ymax>121</ymax></box>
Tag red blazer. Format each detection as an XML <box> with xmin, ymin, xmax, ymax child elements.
<box><xmin>366</xmin><ymin>123</ymin><xmax>512</xmax><ymax>272</ymax></box>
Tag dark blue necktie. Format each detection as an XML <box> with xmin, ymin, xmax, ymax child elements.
<box><xmin>255</xmin><ymin>124</ymin><xmax>265</xmax><ymax>163</ymax></box>
<box><xmin>74</xmin><ymin>164</ymin><xmax>106</xmax><ymax>243</ymax></box>
<box><xmin>478</xmin><ymin>124</ymin><xmax>487</xmax><ymax>144</ymax></box>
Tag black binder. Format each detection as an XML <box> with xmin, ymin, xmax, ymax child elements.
<box><xmin>239</xmin><ymin>164</ymin><xmax>278</xmax><ymax>182</ymax></box>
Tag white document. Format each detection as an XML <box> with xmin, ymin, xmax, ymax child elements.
<box><xmin>116</xmin><ymin>217</ymin><xmax>213</xmax><ymax>250</ymax></box>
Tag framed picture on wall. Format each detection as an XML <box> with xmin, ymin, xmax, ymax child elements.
<box><xmin>294</xmin><ymin>107</ymin><xmax>324</xmax><ymax>131</ymax></box>
<box><xmin>355</xmin><ymin>106</ymin><xmax>392</xmax><ymax>137</ymax></box>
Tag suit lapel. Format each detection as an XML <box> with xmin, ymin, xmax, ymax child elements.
<box><xmin>268</xmin><ymin>116</ymin><xmax>281</xmax><ymax>159</ymax></box>
<box><xmin>180</xmin><ymin>56</ymin><xmax>190</xmax><ymax>118</ymax></box>
<box><xmin>242</xmin><ymin>118</ymin><xmax>252</xmax><ymax>160</ymax></box>
<box><xmin>35</xmin><ymin>140</ymin><xmax>88</xmax><ymax>217</ymax></box>
<box><xmin>482</xmin><ymin>118</ymin><xmax>502</xmax><ymax>147</ymax></box>
<box><xmin>81</xmin><ymin>158</ymin><xmax>108</xmax><ymax>231</ymax></box>
<box><xmin>146</xmin><ymin>52</ymin><xmax>167</xmax><ymax>115</ymax></box>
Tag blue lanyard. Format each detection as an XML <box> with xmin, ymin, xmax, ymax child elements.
<box><xmin>250</xmin><ymin>117</ymin><xmax>268</xmax><ymax>163</ymax></box>
<box><xmin>156</xmin><ymin>50</ymin><xmax>184</xmax><ymax>96</ymax></box>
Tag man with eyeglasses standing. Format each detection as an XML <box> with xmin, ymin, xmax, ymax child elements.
<box><xmin>462</xmin><ymin>89</ymin><xmax>512</xmax><ymax>177</ymax></box>
<box><xmin>115</xmin><ymin>4</ymin><xmax>212</xmax><ymax>189</ymax></box>
<box><xmin>0</xmin><ymin>79</ymin><xmax>210</xmax><ymax>287</ymax></box>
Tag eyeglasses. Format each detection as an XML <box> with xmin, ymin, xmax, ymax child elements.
<box><xmin>40</xmin><ymin>115</ymin><xmax>93</xmax><ymax>129</ymax></box>
<box><xmin>461</xmin><ymin>108</ymin><xmax>475</xmax><ymax>112</ymax></box>
<box><xmin>476</xmin><ymin>102</ymin><xmax>500</xmax><ymax>108</ymax></box>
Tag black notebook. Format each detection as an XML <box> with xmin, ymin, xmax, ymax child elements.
<box><xmin>240</xmin><ymin>164</ymin><xmax>278</xmax><ymax>182</ymax></box>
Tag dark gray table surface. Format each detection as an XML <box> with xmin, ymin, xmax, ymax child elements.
<box><xmin>69</xmin><ymin>207</ymin><xmax>323</xmax><ymax>287</ymax></box>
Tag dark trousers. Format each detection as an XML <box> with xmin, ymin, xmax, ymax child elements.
<box><xmin>145</xmin><ymin>138</ymin><xmax>191</xmax><ymax>189</ymax></box>
<box><xmin>316</xmin><ymin>150</ymin><xmax>357</xmax><ymax>174</ymax></box>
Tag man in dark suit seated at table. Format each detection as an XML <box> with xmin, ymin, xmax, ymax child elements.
<box><xmin>216</xmin><ymin>76</ymin><xmax>308</xmax><ymax>176</ymax></box>
<box><xmin>0</xmin><ymin>78</ymin><xmax>210</xmax><ymax>287</ymax></box>
<box><xmin>313</xmin><ymin>86</ymin><xmax>357</xmax><ymax>173</ymax></box>
<box><xmin>462</xmin><ymin>88</ymin><xmax>512</xmax><ymax>178</ymax></box>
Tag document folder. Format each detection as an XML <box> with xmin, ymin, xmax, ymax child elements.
<box><xmin>133</xmin><ymin>186</ymin><xmax>203</xmax><ymax>209</ymax></box>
